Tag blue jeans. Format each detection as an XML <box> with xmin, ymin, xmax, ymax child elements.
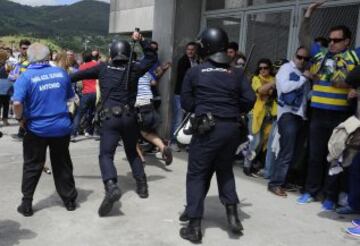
<box><xmin>244</xmin><ymin>113</ymin><xmax>271</xmax><ymax>168</ymax></box>
<box><xmin>264</xmin><ymin>121</ymin><xmax>277</xmax><ymax>179</ymax></box>
<box><xmin>170</xmin><ymin>95</ymin><xmax>183</xmax><ymax>143</ymax></box>
<box><xmin>72</xmin><ymin>93</ymin><xmax>96</xmax><ymax>135</ymax></box>
<box><xmin>269</xmin><ymin>113</ymin><xmax>303</xmax><ymax>188</ymax></box>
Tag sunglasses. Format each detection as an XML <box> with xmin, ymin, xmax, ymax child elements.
<box><xmin>328</xmin><ymin>38</ymin><xmax>345</xmax><ymax>44</ymax></box>
<box><xmin>21</xmin><ymin>46</ymin><xmax>28</xmax><ymax>50</ymax></box>
<box><xmin>296</xmin><ymin>55</ymin><xmax>310</xmax><ymax>62</ymax></box>
<box><xmin>259</xmin><ymin>66</ymin><xmax>270</xmax><ymax>70</ymax></box>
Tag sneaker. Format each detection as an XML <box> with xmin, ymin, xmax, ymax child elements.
<box><xmin>297</xmin><ymin>193</ymin><xmax>313</xmax><ymax>205</ymax></box>
<box><xmin>352</xmin><ymin>219</ymin><xmax>360</xmax><ymax>227</ymax></box>
<box><xmin>346</xmin><ymin>226</ymin><xmax>360</xmax><ymax>237</ymax></box>
<box><xmin>336</xmin><ymin>206</ymin><xmax>359</xmax><ymax>215</ymax></box>
<box><xmin>322</xmin><ymin>199</ymin><xmax>335</xmax><ymax>211</ymax></box>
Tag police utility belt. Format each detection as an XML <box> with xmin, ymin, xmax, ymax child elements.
<box><xmin>185</xmin><ymin>113</ymin><xmax>216</xmax><ymax>135</ymax></box>
<box><xmin>186</xmin><ymin>112</ymin><xmax>248</xmax><ymax>135</ymax></box>
<box><xmin>99</xmin><ymin>104</ymin><xmax>133</xmax><ymax>121</ymax></box>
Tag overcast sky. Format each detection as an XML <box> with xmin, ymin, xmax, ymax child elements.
<box><xmin>10</xmin><ymin>0</ymin><xmax>110</xmax><ymax>6</ymax></box>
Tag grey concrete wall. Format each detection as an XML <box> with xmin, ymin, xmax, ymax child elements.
<box><xmin>152</xmin><ymin>0</ymin><xmax>202</xmax><ymax>138</ymax></box>
<box><xmin>152</xmin><ymin>0</ymin><xmax>177</xmax><ymax>138</ymax></box>
<box><xmin>111</xmin><ymin>0</ymin><xmax>154</xmax><ymax>11</ymax></box>
<box><xmin>109</xmin><ymin>0</ymin><xmax>155</xmax><ymax>33</ymax></box>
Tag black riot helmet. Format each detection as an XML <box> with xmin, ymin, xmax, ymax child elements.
<box><xmin>109</xmin><ymin>40</ymin><xmax>131</xmax><ymax>62</ymax></box>
<box><xmin>197</xmin><ymin>27</ymin><xmax>231</xmax><ymax>64</ymax></box>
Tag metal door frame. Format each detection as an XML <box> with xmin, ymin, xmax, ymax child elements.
<box><xmin>201</xmin><ymin>0</ymin><xmax>360</xmax><ymax>60</ymax></box>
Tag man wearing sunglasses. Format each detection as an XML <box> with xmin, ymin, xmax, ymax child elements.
<box><xmin>8</xmin><ymin>40</ymin><xmax>31</xmax><ymax>142</ymax></box>
<box><xmin>297</xmin><ymin>1</ymin><xmax>359</xmax><ymax>211</ymax></box>
<box><xmin>8</xmin><ymin>39</ymin><xmax>31</xmax><ymax>83</ymax></box>
<box><xmin>268</xmin><ymin>47</ymin><xmax>313</xmax><ymax>197</ymax></box>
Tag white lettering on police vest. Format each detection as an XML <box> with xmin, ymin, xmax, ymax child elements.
<box><xmin>39</xmin><ymin>82</ymin><xmax>61</xmax><ymax>91</ymax></box>
<box><xmin>201</xmin><ymin>68</ymin><xmax>228</xmax><ymax>73</ymax></box>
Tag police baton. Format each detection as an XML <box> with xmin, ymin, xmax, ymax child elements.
<box><xmin>243</xmin><ymin>44</ymin><xmax>255</xmax><ymax>74</ymax></box>
<box><xmin>125</xmin><ymin>27</ymin><xmax>140</xmax><ymax>90</ymax></box>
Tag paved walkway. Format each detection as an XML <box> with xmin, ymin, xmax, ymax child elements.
<box><xmin>0</xmin><ymin>121</ymin><xmax>359</xmax><ymax>246</ymax></box>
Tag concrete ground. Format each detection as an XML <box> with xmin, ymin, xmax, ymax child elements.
<box><xmin>0</xmin><ymin>120</ymin><xmax>359</xmax><ymax>246</ymax></box>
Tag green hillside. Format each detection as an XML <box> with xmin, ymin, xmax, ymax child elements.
<box><xmin>0</xmin><ymin>0</ymin><xmax>112</xmax><ymax>52</ymax></box>
<box><xmin>0</xmin><ymin>35</ymin><xmax>62</xmax><ymax>51</ymax></box>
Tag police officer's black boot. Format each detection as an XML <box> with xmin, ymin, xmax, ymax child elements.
<box><xmin>179</xmin><ymin>208</ymin><xmax>189</xmax><ymax>222</ymax></box>
<box><xmin>179</xmin><ymin>218</ymin><xmax>202</xmax><ymax>243</ymax></box>
<box><xmin>17</xmin><ymin>199</ymin><xmax>33</xmax><ymax>217</ymax></box>
<box><xmin>225</xmin><ymin>204</ymin><xmax>243</xmax><ymax>234</ymax></box>
<box><xmin>98</xmin><ymin>179</ymin><xmax>122</xmax><ymax>217</ymax></box>
<box><xmin>135</xmin><ymin>175</ymin><xmax>148</xmax><ymax>198</ymax></box>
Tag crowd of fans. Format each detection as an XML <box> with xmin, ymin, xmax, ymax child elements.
<box><xmin>0</xmin><ymin>0</ymin><xmax>360</xmax><ymax>238</ymax></box>
<box><xmin>170</xmin><ymin>1</ymin><xmax>360</xmax><ymax>237</ymax></box>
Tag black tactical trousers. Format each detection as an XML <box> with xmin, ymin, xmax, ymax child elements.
<box><xmin>99</xmin><ymin>112</ymin><xmax>145</xmax><ymax>182</ymax></box>
<box><xmin>186</xmin><ymin>120</ymin><xmax>241</xmax><ymax>218</ymax></box>
<box><xmin>22</xmin><ymin>131</ymin><xmax>77</xmax><ymax>204</ymax></box>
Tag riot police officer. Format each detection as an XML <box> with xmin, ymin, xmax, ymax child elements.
<box><xmin>179</xmin><ymin>28</ymin><xmax>256</xmax><ymax>243</ymax></box>
<box><xmin>71</xmin><ymin>31</ymin><xmax>157</xmax><ymax>216</ymax></box>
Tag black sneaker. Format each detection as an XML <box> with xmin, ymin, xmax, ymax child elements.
<box><xmin>17</xmin><ymin>201</ymin><xmax>33</xmax><ymax>217</ymax></box>
<box><xmin>65</xmin><ymin>200</ymin><xmax>77</xmax><ymax>211</ymax></box>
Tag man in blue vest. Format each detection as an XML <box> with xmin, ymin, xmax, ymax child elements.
<box><xmin>12</xmin><ymin>43</ymin><xmax>77</xmax><ymax>216</ymax></box>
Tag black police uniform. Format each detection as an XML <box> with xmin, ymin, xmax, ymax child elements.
<box><xmin>179</xmin><ymin>27</ymin><xmax>255</xmax><ymax>243</ymax></box>
<box><xmin>71</xmin><ymin>40</ymin><xmax>157</xmax><ymax>215</ymax></box>
<box><xmin>181</xmin><ymin>60</ymin><xmax>255</xmax><ymax>215</ymax></box>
